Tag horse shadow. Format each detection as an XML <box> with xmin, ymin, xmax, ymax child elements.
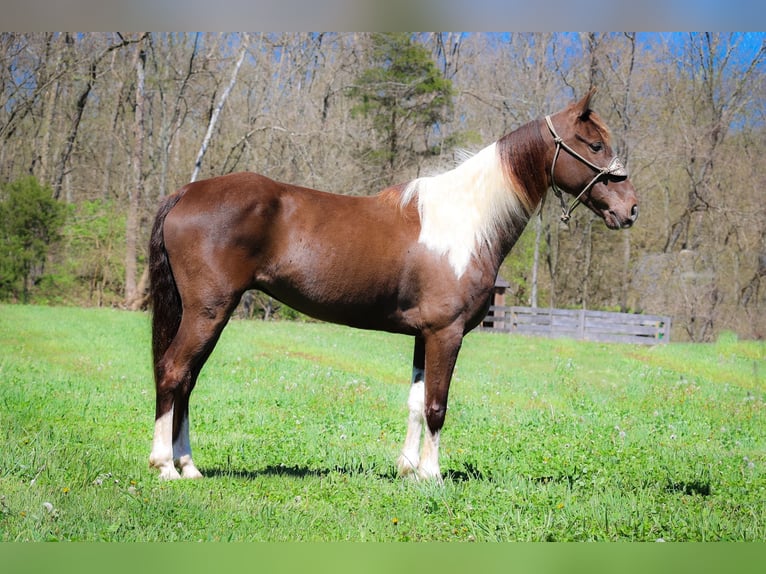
<box><xmin>200</xmin><ymin>463</ymin><xmax>396</xmax><ymax>482</ymax></box>
<box><xmin>531</xmin><ymin>473</ymin><xmax>712</xmax><ymax>497</ymax></box>
<box><xmin>199</xmin><ymin>461</ymin><xmax>488</xmax><ymax>483</ymax></box>
<box><xmin>200</xmin><ymin>464</ymin><xmax>713</xmax><ymax>496</ymax></box>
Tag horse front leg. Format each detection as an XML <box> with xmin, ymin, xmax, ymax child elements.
<box><xmin>418</xmin><ymin>327</ymin><xmax>463</xmax><ymax>481</ymax></box>
<box><xmin>397</xmin><ymin>336</ymin><xmax>426</xmax><ymax>477</ymax></box>
<box><xmin>397</xmin><ymin>328</ymin><xmax>463</xmax><ymax>481</ymax></box>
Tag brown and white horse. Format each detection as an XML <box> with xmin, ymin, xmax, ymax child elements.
<box><xmin>148</xmin><ymin>90</ymin><xmax>637</xmax><ymax>480</ymax></box>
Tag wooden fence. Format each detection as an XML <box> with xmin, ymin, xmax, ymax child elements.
<box><xmin>480</xmin><ymin>306</ymin><xmax>671</xmax><ymax>344</ymax></box>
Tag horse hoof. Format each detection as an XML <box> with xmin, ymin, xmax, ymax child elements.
<box><xmin>396</xmin><ymin>455</ymin><xmax>419</xmax><ymax>477</ymax></box>
<box><xmin>158</xmin><ymin>466</ymin><xmax>182</xmax><ymax>480</ymax></box>
<box><xmin>181</xmin><ymin>466</ymin><xmax>203</xmax><ymax>479</ymax></box>
<box><xmin>417</xmin><ymin>466</ymin><xmax>443</xmax><ymax>483</ymax></box>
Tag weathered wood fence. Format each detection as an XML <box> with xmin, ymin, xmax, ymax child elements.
<box><xmin>480</xmin><ymin>306</ymin><xmax>671</xmax><ymax>344</ymax></box>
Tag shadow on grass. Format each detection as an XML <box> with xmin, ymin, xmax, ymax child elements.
<box><xmin>530</xmin><ymin>472</ymin><xmax>713</xmax><ymax>497</ymax></box>
<box><xmin>200</xmin><ymin>461</ymin><xmax>489</xmax><ymax>483</ymax></box>
<box><xmin>201</xmin><ymin>464</ymin><xmax>713</xmax><ymax>494</ymax></box>
<box><xmin>665</xmin><ymin>480</ymin><xmax>712</xmax><ymax>496</ymax></box>
<box><xmin>444</xmin><ymin>461</ymin><xmax>487</xmax><ymax>482</ymax></box>
<box><xmin>200</xmin><ymin>463</ymin><xmax>399</xmax><ymax>481</ymax></box>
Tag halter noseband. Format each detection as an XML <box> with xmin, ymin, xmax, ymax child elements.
<box><xmin>545</xmin><ymin>115</ymin><xmax>628</xmax><ymax>224</ymax></box>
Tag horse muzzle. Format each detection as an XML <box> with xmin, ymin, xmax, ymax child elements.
<box><xmin>604</xmin><ymin>202</ymin><xmax>638</xmax><ymax>229</ymax></box>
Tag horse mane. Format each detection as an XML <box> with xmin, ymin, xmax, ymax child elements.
<box><xmin>396</xmin><ymin>141</ymin><xmax>530</xmax><ymax>277</ymax></box>
<box><xmin>495</xmin><ymin>119</ymin><xmax>549</xmax><ymax>214</ymax></box>
<box><xmin>378</xmin><ymin>183</ymin><xmax>407</xmax><ymax>205</ymax></box>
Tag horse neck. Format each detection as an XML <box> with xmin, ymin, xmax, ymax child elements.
<box><xmin>475</xmin><ymin>118</ymin><xmax>547</xmax><ymax>260</ymax></box>
<box><xmin>496</xmin><ymin>118</ymin><xmax>550</xmax><ymax>217</ymax></box>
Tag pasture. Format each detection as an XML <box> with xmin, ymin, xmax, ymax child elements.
<box><xmin>0</xmin><ymin>304</ymin><xmax>764</xmax><ymax>541</ymax></box>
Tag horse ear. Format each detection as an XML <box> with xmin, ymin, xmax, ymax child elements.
<box><xmin>574</xmin><ymin>87</ymin><xmax>597</xmax><ymax>119</ymax></box>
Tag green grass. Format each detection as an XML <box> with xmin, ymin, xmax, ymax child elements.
<box><xmin>0</xmin><ymin>304</ymin><xmax>764</xmax><ymax>541</ymax></box>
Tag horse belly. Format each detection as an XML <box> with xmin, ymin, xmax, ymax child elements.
<box><xmin>256</xmin><ymin>251</ymin><xmax>419</xmax><ymax>333</ymax></box>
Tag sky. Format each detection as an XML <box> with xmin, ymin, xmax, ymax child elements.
<box><xmin>4</xmin><ymin>0</ymin><xmax>766</xmax><ymax>31</ymax></box>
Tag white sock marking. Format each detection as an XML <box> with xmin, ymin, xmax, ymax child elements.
<box><xmin>397</xmin><ymin>371</ymin><xmax>425</xmax><ymax>476</ymax></box>
<box><xmin>419</xmin><ymin>429</ymin><xmax>441</xmax><ymax>481</ymax></box>
<box><xmin>149</xmin><ymin>408</ymin><xmax>180</xmax><ymax>480</ymax></box>
<box><xmin>173</xmin><ymin>411</ymin><xmax>203</xmax><ymax>479</ymax></box>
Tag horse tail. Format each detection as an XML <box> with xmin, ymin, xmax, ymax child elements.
<box><xmin>149</xmin><ymin>189</ymin><xmax>187</xmax><ymax>374</ymax></box>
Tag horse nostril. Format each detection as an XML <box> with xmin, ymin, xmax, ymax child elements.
<box><xmin>630</xmin><ymin>204</ymin><xmax>639</xmax><ymax>221</ymax></box>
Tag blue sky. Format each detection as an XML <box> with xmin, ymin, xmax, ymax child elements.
<box><xmin>4</xmin><ymin>0</ymin><xmax>766</xmax><ymax>31</ymax></box>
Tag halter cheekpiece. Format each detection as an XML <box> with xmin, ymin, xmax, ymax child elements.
<box><xmin>544</xmin><ymin>115</ymin><xmax>628</xmax><ymax>223</ymax></box>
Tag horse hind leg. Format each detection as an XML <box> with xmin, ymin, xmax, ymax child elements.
<box><xmin>172</xmin><ymin>385</ymin><xmax>203</xmax><ymax>478</ymax></box>
<box><xmin>150</xmin><ymin>403</ymin><xmax>205</xmax><ymax>479</ymax></box>
<box><xmin>150</xmin><ymin>397</ymin><xmax>180</xmax><ymax>480</ymax></box>
<box><xmin>150</xmin><ymin>303</ymin><xmax>236</xmax><ymax>479</ymax></box>
<box><xmin>397</xmin><ymin>337</ymin><xmax>425</xmax><ymax>477</ymax></box>
<box><xmin>150</xmin><ymin>351</ymin><xmax>197</xmax><ymax>480</ymax></box>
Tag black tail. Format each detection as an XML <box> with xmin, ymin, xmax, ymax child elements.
<box><xmin>149</xmin><ymin>190</ymin><xmax>187</xmax><ymax>376</ymax></box>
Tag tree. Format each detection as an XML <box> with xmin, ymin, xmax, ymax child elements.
<box><xmin>51</xmin><ymin>33</ymin><xmax>141</xmax><ymax>200</ymax></box>
<box><xmin>190</xmin><ymin>34</ymin><xmax>249</xmax><ymax>183</ymax></box>
<box><xmin>149</xmin><ymin>32</ymin><xmax>204</xmax><ymax>200</ymax></box>
<box><xmin>657</xmin><ymin>33</ymin><xmax>766</xmax><ymax>340</ymax></box>
<box><xmin>664</xmin><ymin>33</ymin><xmax>766</xmax><ymax>254</ymax></box>
<box><xmin>349</xmin><ymin>33</ymin><xmax>455</xmax><ymax>187</ymax></box>
<box><xmin>124</xmin><ymin>34</ymin><xmax>148</xmax><ymax>308</ymax></box>
<box><xmin>61</xmin><ymin>200</ymin><xmax>126</xmax><ymax>307</ymax></box>
<box><xmin>0</xmin><ymin>176</ymin><xmax>65</xmax><ymax>301</ymax></box>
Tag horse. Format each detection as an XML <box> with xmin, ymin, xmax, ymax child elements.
<box><xmin>147</xmin><ymin>89</ymin><xmax>638</xmax><ymax>480</ymax></box>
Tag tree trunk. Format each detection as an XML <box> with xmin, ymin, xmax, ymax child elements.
<box><xmin>124</xmin><ymin>37</ymin><xmax>147</xmax><ymax>306</ymax></box>
<box><xmin>36</xmin><ymin>33</ymin><xmax>63</xmax><ymax>185</ymax></box>
<box><xmin>102</xmin><ymin>71</ymin><xmax>131</xmax><ymax>200</ymax></box>
<box><xmin>158</xmin><ymin>32</ymin><xmax>200</xmax><ymax>198</ymax></box>
<box><xmin>190</xmin><ymin>36</ymin><xmax>248</xmax><ymax>182</ymax></box>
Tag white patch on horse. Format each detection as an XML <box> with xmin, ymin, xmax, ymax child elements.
<box><xmin>397</xmin><ymin>370</ymin><xmax>425</xmax><ymax>476</ymax></box>
<box><xmin>402</xmin><ymin>143</ymin><xmax>528</xmax><ymax>278</ymax></box>
<box><xmin>173</xmin><ymin>411</ymin><xmax>203</xmax><ymax>479</ymax></box>
<box><xmin>418</xmin><ymin>429</ymin><xmax>441</xmax><ymax>481</ymax></box>
<box><xmin>149</xmin><ymin>409</ymin><xmax>180</xmax><ymax>480</ymax></box>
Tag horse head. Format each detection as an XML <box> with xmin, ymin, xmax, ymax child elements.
<box><xmin>545</xmin><ymin>89</ymin><xmax>638</xmax><ymax>230</ymax></box>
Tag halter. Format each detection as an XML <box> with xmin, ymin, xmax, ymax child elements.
<box><xmin>544</xmin><ymin>115</ymin><xmax>628</xmax><ymax>224</ymax></box>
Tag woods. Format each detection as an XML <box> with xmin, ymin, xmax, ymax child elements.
<box><xmin>0</xmin><ymin>32</ymin><xmax>764</xmax><ymax>341</ymax></box>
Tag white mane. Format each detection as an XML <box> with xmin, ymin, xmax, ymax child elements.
<box><xmin>401</xmin><ymin>143</ymin><xmax>529</xmax><ymax>278</ymax></box>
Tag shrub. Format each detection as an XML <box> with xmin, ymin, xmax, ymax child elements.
<box><xmin>0</xmin><ymin>177</ymin><xmax>65</xmax><ymax>302</ymax></box>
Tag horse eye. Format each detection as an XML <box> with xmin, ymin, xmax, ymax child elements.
<box><xmin>589</xmin><ymin>142</ymin><xmax>604</xmax><ymax>152</ymax></box>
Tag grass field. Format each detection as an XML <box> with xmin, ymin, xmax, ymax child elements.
<box><xmin>0</xmin><ymin>304</ymin><xmax>764</xmax><ymax>541</ymax></box>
